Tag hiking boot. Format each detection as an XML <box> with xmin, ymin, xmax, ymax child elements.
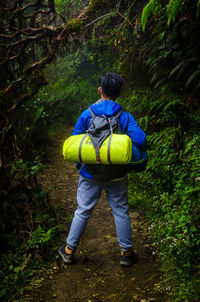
<box><xmin>58</xmin><ymin>245</ymin><xmax>75</xmax><ymax>264</ymax></box>
<box><xmin>120</xmin><ymin>249</ymin><xmax>137</xmax><ymax>267</ymax></box>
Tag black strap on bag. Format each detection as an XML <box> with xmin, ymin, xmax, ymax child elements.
<box><xmin>78</xmin><ymin>134</ymin><xmax>88</xmax><ymax>163</ymax></box>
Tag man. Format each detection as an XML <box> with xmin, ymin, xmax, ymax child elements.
<box><xmin>59</xmin><ymin>72</ymin><xmax>146</xmax><ymax>266</ymax></box>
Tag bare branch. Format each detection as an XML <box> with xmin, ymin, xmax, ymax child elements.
<box><xmin>117</xmin><ymin>11</ymin><xmax>135</xmax><ymax>28</ymax></box>
<box><xmin>86</xmin><ymin>12</ymin><xmax>117</xmax><ymax>27</ymax></box>
<box><xmin>19</xmin><ymin>3</ymin><xmax>36</xmax><ymax>13</ymax></box>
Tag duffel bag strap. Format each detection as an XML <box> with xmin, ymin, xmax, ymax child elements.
<box><xmin>79</xmin><ymin>134</ymin><xmax>88</xmax><ymax>163</ymax></box>
<box><xmin>107</xmin><ymin>134</ymin><xmax>113</xmax><ymax>164</ymax></box>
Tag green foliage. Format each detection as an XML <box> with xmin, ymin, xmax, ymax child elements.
<box><xmin>0</xmin><ymin>0</ymin><xmax>200</xmax><ymax>301</ymax></box>
<box><xmin>186</xmin><ymin>64</ymin><xmax>200</xmax><ymax>87</ymax></box>
<box><xmin>28</xmin><ymin>225</ymin><xmax>61</xmax><ymax>249</ymax></box>
<box><xmin>141</xmin><ymin>0</ymin><xmax>200</xmax><ymax>30</ymax></box>
<box><xmin>35</xmin><ymin>50</ymin><xmax>100</xmax><ymax>126</ymax></box>
<box><xmin>167</xmin><ymin>0</ymin><xmax>186</xmax><ymax>25</ymax></box>
<box><xmin>0</xmin><ymin>184</ymin><xmax>62</xmax><ymax>301</ymax></box>
<box><xmin>55</xmin><ymin>0</ymin><xmax>70</xmax><ymax>13</ymax></box>
<box><xmin>141</xmin><ymin>0</ymin><xmax>157</xmax><ymax>31</ymax></box>
<box><xmin>67</xmin><ymin>18</ymin><xmax>85</xmax><ymax>30</ymax></box>
<box><xmin>126</xmin><ymin>89</ymin><xmax>200</xmax><ymax>302</ymax></box>
<box><xmin>87</xmin><ymin>0</ymin><xmax>198</xmax><ymax>95</ymax></box>
<box><xmin>197</xmin><ymin>0</ymin><xmax>200</xmax><ymax>17</ymax></box>
<box><xmin>10</xmin><ymin>158</ymin><xmax>43</xmax><ymax>185</ymax></box>
<box><xmin>139</xmin><ymin>17</ymin><xmax>200</xmax><ymax>93</ymax></box>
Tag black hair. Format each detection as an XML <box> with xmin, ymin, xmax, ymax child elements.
<box><xmin>99</xmin><ymin>72</ymin><xmax>123</xmax><ymax>100</ymax></box>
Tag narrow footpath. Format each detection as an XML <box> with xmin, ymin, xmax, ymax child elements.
<box><xmin>33</xmin><ymin>127</ymin><xmax>169</xmax><ymax>302</ymax></box>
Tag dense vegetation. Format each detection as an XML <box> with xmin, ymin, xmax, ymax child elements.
<box><xmin>0</xmin><ymin>1</ymin><xmax>200</xmax><ymax>301</ymax></box>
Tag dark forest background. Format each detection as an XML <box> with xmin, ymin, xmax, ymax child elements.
<box><xmin>0</xmin><ymin>1</ymin><xmax>200</xmax><ymax>301</ymax></box>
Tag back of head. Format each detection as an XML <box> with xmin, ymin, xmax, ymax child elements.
<box><xmin>99</xmin><ymin>72</ymin><xmax>123</xmax><ymax>100</ymax></box>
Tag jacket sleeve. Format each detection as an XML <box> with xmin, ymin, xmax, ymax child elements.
<box><xmin>125</xmin><ymin>112</ymin><xmax>147</xmax><ymax>147</ymax></box>
<box><xmin>72</xmin><ymin>110</ymin><xmax>89</xmax><ymax>135</ymax></box>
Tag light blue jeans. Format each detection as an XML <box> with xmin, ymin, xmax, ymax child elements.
<box><xmin>66</xmin><ymin>175</ymin><xmax>133</xmax><ymax>252</ymax></box>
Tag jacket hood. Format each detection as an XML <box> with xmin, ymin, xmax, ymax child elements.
<box><xmin>90</xmin><ymin>99</ymin><xmax>122</xmax><ymax>117</ymax></box>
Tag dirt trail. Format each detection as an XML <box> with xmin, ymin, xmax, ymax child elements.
<box><xmin>34</xmin><ymin>127</ymin><xmax>168</xmax><ymax>302</ymax></box>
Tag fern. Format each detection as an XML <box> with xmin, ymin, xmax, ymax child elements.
<box><xmin>154</xmin><ymin>78</ymin><xmax>166</xmax><ymax>89</ymax></box>
<box><xmin>170</xmin><ymin>56</ymin><xmax>200</xmax><ymax>79</ymax></box>
<box><xmin>142</xmin><ymin>0</ymin><xmax>200</xmax><ymax>28</ymax></box>
<box><xmin>168</xmin><ymin>59</ymin><xmax>187</xmax><ymax>78</ymax></box>
<box><xmin>167</xmin><ymin>0</ymin><xmax>185</xmax><ymax>25</ymax></box>
<box><xmin>167</xmin><ymin>0</ymin><xmax>200</xmax><ymax>24</ymax></box>
<box><xmin>138</xmin><ymin>116</ymin><xmax>149</xmax><ymax>131</ymax></box>
<box><xmin>28</xmin><ymin>225</ymin><xmax>60</xmax><ymax>248</ymax></box>
<box><xmin>163</xmin><ymin>98</ymin><xmax>182</xmax><ymax>112</ymax></box>
<box><xmin>197</xmin><ymin>0</ymin><xmax>200</xmax><ymax>18</ymax></box>
<box><xmin>186</xmin><ymin>65</ymin><xmax>200</xmax><ymax>87</ymax></box>
<box><xmin>141</xmin><ymin>0</ymin><xmax>157</xmax><ymax>31</ymax></box>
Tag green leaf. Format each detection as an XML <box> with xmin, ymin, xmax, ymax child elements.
<box><xmin>14</xmin><ymin>266</ymin><xmax>21</xmax><ymax>273</ymax></box>
<box><xmin>0</xmin><ymin>288</ymin><xmax>6</xmax><ymax>298</ymax></box>
<box><xmin>177</xmin><ymin>222</ymin><xmax>186</xmax><ymax>228</ymax></box>
<box><xmin>190</xmin><ymin>226</ymin><xmax>197</xmax><ymax>232</ymax></box>
<box><xmin>33</xmin><ymin>106</ymin><xmax>44</xmax><ymax>124</ymax></box>
<box><xmin>167</xmin><ymin>0</ymin><xmax>186</xmax><ymax>26</ymax></box>
<box><xmin>197</xmin><ymin>0</ymin><xmax>200</xmax><ymax>18</ymax></box>
<box><xmin>168</xmin><ymin>60</ymin><xmax>186</xmax><ymax>78</ymax></box>
<box><xmin>163</xmin><ymin>98</ymin><xmax>181</xmax><ymax>112</ymax></box>
<box><xmin>141</xmin><ymin>0</ymin><xmax>156</xmax><ymax>31</ymax></box>
<box><xmin>186</xmin><ymin>67</ymin><xmax>200</xmax><ymax>87</ymax></box>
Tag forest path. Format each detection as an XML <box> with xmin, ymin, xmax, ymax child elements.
<box><xmin>34</xmin><ymin>127</ymin><xmax>168</xmax><ymax>302</ymax></box>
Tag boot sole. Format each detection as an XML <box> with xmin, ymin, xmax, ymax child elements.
<box><xmin>120</xmin><ymin>260</ymin><xmax>132</xmax><ymax>266</ymax></box>
<box><xmin>58</xmin><ymin>248</ymin><xmax>74</xmax><ymax>264</ymax></box>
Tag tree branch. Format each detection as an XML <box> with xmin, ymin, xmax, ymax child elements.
<box><xmin>117</xmin><ymin>11</ymin><xmax>135</xmax><ymax>28</ymax></box>
<box><xmin>86</xmin><ymin>12</ymin><xmax>117</xmax><ymax>27</ymax></box>
<box><xmin>0</xmin><ymin>0</ymin><xmax>110</xmax><ymax>98</ymax></box>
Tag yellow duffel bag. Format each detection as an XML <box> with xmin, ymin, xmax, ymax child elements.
<box><xmin>63</xmin><ymin>134</ymin><xmax>132</xmax><ymax>164</ymax></box>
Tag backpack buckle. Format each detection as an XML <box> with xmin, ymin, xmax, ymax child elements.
<box><xmin>95</xmin><ymin>146</ymin><xmax>101</xmax><ymax>163</ymax></box>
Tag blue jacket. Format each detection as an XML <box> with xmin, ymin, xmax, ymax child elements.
<box><xmin>73</xmin><ymin>99</ymin><xmax>146</xmax><ymax>179</ymax></box>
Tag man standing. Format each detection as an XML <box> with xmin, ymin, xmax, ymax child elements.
<box><xmin>59</xmin><ymin>72</ymin><xmax>146</xmax><ymax>266</ymax></box>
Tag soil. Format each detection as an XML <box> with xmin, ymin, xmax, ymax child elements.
<box><xmin>32</xmin><ymin>127</ymin><xmax>169</xmax><ymax>302</ymax></box>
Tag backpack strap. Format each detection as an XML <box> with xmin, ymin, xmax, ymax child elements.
<box><xmin>78</xmin><ymin>134</ymin><xmax>88</xmax><ymax>163</ymax></box>
<box><xmin>107</xmin><ymin>135</ymin><xmax>112</xmax><ymax>164</ymax></box>
<box><xmin>114</xmin><ymin>108</ymin><xmax>124</xmax><ymax>119</ymax></box>
<box><xmin>108</xmin><ymin>108</ymin><xmax>124</xmax><ymax>134</ymax></box>
<box><xmin>107</xmin><ymin>108</ymin><xmax>124</xmax><ymax>163</ymax></box>
<box><xmin>89</xmin><ymin>105</ymin><xmax>106</xmax><ymax>119</ymax></box>
<box><xmin>89</xmin><ymin>99</ymin><xmax>104</xmax><ymax>117</ymax></box>
<box><xmin>89</xmin><ymin>107</ymin><xmax>95</xmax><ymax>118</ymax></box>
<box><xmin>95</xmin><ymin>98</ymin><xmax>105</xmax><ymax>104</ymax></box>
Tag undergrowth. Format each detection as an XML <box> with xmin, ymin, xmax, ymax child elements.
<box><xmin>126</xmin><ymin>90</ymin><xmax>200</xmax><ymax>302</ymax></box>
<box><xmin>0</xmin><ymin>170</ymin><xmax>63</xmax><ymax>301</ymax></box>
